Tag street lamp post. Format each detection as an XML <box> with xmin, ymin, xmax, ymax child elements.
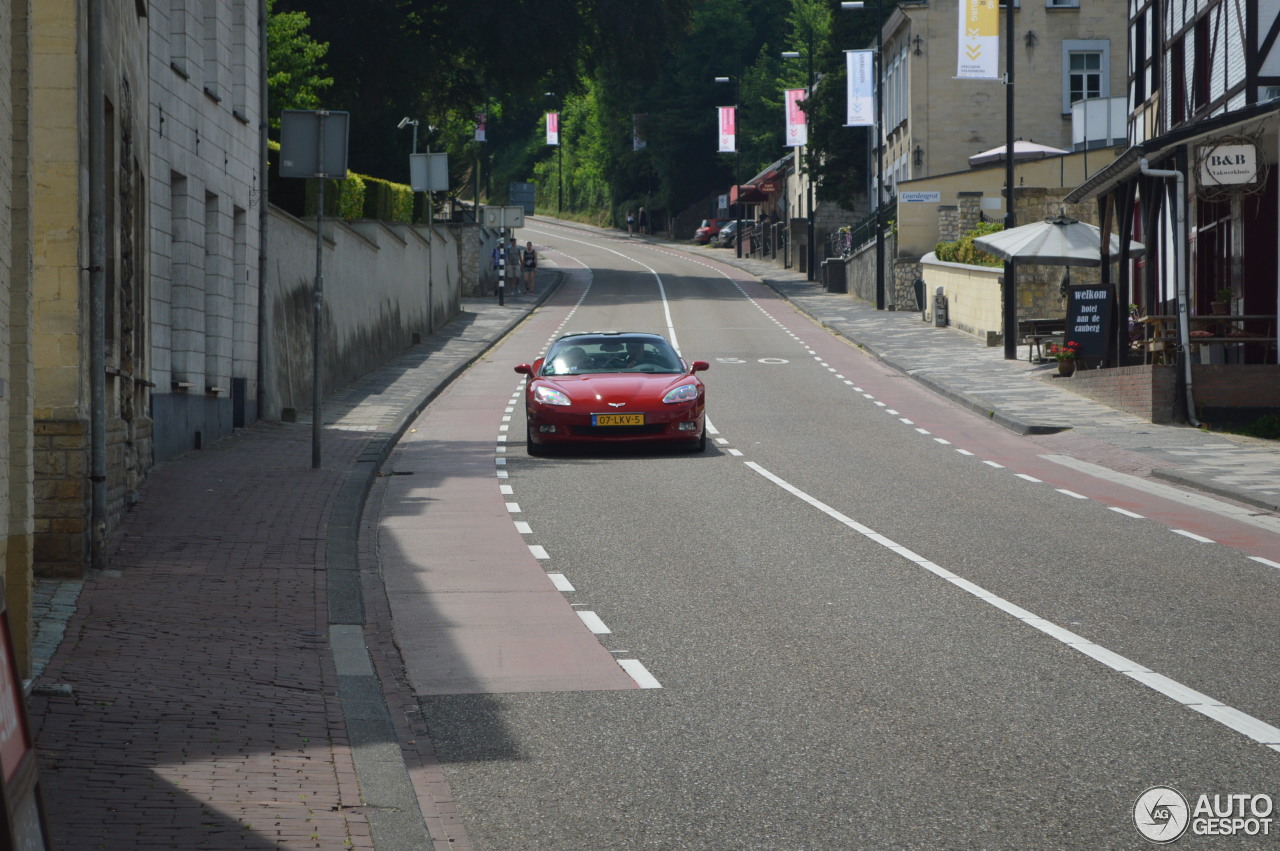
<box><xmin>841</xmin><ymin>1</ymin><xmax>885</xmax><ymax>309</ymax></box>
<box><xmin>714</xmin><ymin>76</ymin><xmax>743</xmax><ymax>258</ymax></box>
<box><xmin>782</xmin><ymin>34</ymin><xmax>817</xmax><ymax>281</ymax></box>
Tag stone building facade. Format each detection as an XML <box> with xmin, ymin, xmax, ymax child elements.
<box><xmin>2</xmin><ymin>0</ymin><xmax>37</xmax><ymax>674</ymax></box>
<box><xmin>875</xmin><ymin>0</ymin><xmax>1128</xmax><ymax>195</ymax></box>
<box><xmin>32</xmin><ymin>0</ymin><xmax>151</xmax><ymax>578</ymax></box>
<box><xmin>148</xmin><ymin>0</ymin><xmax>263</xmax><ymax>463</ymax></box>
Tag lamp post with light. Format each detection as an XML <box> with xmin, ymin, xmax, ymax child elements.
<box><xmin>714</xmin><ymin>75</ymin><xmax>744</xmax><ymax>258</ymax></box>
<box><xmin>840</xmin><ymin>0</ymin><xmax>885</xmax><ymax>310</ymax></box>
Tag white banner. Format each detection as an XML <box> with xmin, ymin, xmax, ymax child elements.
<box><xmin>957</xmin><ymin>0</ymin><xmax>999</xmax><ymax>80</ymax></box>
<box><xmin>785</xmin><ymin>89</ymin><xmax>808</xmax><ymax>148</ymax></box>
<box><xmin>546</xmin><ymin>112</ymin><xmax>559</xmax><ymax>146</ymax></box>
<box><xmin>845</xmin><ymin>50</ymin><xmax>875</xmax><ymax>127</ymax></box>
<box><xmin>475</xmin><ymin>112</ymin><xmax>487</xmax><ymax>143</ymax></box>
<box><xmin>717</xmin><ymin>106</ymin><xmax>736</xmax><ymax>153</ymax></box>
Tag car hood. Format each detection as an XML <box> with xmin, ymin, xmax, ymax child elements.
<box><xmin>540</xmin><ymin>374</ymin><xmax>697</xmax><ymax>403</ymax></box>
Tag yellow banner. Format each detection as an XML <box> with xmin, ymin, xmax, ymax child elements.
<box><xmin>956</xmin><ymin>0</ymin><xmax>999</xmax><ymax>80</ymax></box>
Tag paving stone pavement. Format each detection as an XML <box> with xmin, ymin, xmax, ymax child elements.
<box><xmin>22</xmin><ymin>222</ymin><xmax>1280</xmax><ymax>850</ymax></box>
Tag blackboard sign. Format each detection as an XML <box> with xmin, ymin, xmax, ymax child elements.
<box><xmin>1065</xmin><ymin>284</ymin><xmax>1115</xmax><ymax>361</ymax></box>
<box><xmin>0</xmin><ymin>596</ymin><xmax>52</xmax><ymax>850</ymax></box>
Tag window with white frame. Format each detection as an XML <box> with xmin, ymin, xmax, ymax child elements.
<box><xmin>1062</xmin><ymin>40</ymin><xmax>1110</xmax><ymax>114</ymax></box>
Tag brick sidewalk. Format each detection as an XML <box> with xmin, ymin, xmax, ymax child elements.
<box><xmin>26</xmin><ymin>292</ymin><xmax>543</xmax><ymax>850</ymax></box>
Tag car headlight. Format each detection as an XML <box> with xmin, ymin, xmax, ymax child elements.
<box><xmin>663</xmin><ymin>383</ymin><xmax>700</xmax><ymax>404</ymax></box>
<box><xmin>533</xmin><ymin>385</ymin><xmax>571</xmax><ymax>406</ymax></box>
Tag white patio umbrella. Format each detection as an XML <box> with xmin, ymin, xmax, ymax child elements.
<box><xmin>968</xmin><ymin>140</ymin><xmax>1070</xmax><ymax>167</ymax></box>
<box><xmin>974</xmin><ymin>215</ymin><xmax>1144</xmax><ymax>267</ymax></box>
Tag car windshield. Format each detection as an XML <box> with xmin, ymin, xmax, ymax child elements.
<box><xmin>540</xmin><ymin>335</ymin><xmax>685</xmax><ymax>376</ymax></box>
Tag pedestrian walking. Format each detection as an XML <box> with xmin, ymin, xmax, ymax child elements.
<box><xmin>626</xmin><ymin>210</ymin><xmax>636</xmax><ymax>237</ymax></box>
<box><xmin>638</xmin><ymin>206</ymin><xmax>649</xmax><ymax>236</ymax></box>
<box><xmin>522</xmin><ymin>242</ymin><xmax>538</xmax><ymax>294</ymax></box>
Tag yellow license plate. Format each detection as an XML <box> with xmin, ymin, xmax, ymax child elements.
<box><xmin>592</xmin><ymin>413</ymin><xmax>645</xmax><ymax>426</ymax></box>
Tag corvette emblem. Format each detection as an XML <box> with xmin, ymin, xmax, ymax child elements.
<box><xmin>608</xmin><ymin>402</ymin><xmax>626</xmax><ymax>408</ymax></box>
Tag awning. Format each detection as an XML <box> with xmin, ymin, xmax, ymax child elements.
<box><xmin>730</xmin><ymin>184</ymin><xmax>768</xmax><ymax>204</ymax></box>
<box><xmin>1065</xmin><ymin>99</ymin><xmax>1280</xmax><ymax>203</ymax></box>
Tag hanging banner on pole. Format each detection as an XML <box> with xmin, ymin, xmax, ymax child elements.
<box><xmin>546</xmin><ymin>112</ymin><xmax>559</xmax><ymax>146</ymax></box>
<box><xmin>632</xmin><ymin>114</ymin><xmax>647</xmax><ymax>151</ymax></box>
<box><xmin>845</xmin><ymin>50</ymin><xmax>875</xmax><ymax>127</ymax></box>
<box><xmin>474</xmin><ymin>112</ymin><xmax>487</xmax><ymax>142</ymax></box>
<box><xmin>957</xmin><ymin>0</ymin><xmax>999</xmax><ymax>80</ymax></box>
<box><xmin>785</xmin><ymin>89</ymin><xmax>808</xmax><ymax>148</ymax></box>
<box><xmin>717</xmin><ymin>106</ymin><xmax>736</xmax><ymax>153</ymax></box>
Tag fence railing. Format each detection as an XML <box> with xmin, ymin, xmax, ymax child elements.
<box><xmin>827</xmin><ymin>200</ymin><xmax>897</xmax><ymax>260</ymax></box>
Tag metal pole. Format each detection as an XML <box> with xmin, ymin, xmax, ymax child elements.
<box><xmin>312</xmin><ymin>113</ymin><xmax>327</xmax><ymax>468</ymax></box>
<box><xmin>1002</xmin><ymin>0</ymin><xmax>1018</xmax><ymax>359</ymax></box>
<box><xmin>806</xmin><ymin>27</ymin><xmax>816</xmax><ymax>282</ymax></box>
<box><xmin>736</xmin><ymin>76</ymin><xmax>742</xmax><ymax>258</ymax></box>
<box><xmin>558</xmin><ymin>141</ymin><xmax>564</xmax><ymax>213</ymax></box>
<box><xmin>89</xmin><ymin>0</ymin><xmax>107</xmax><ymax>568</ymax></box>
<box><xmin>874</xmin><ymin>0</ymin><xmax>886</xmax><ymax>309</ymax></box>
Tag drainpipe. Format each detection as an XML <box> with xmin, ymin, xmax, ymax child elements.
<box><xmin>256</xmin><ymin>0</ymin><xmax>269</xmax><ymax>421</ymax></box>
<box><xmin>1139</xmin><ymin>157</ymin><xmax>1199</xmax><ymax>427</ymax></box>
<box><xmin>88</xmin><ymin>0</ymin><xmax>107</xmax><ymax>569</ymax></box>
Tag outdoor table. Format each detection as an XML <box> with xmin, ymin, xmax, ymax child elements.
<box><xmin>1135</xmin><ymin>315</ymin><xmax>1276</xmax><ymax>364</ymax></box>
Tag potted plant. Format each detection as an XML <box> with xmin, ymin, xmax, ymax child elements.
<box><xmin>1211</xmin><ymin>287</ymin><xmax>1233</xmax><ymax>315</ymax></box>
<box><xmin>1047</xmin><ymin>340</ymin><xmax>1081</xmax><ymax>376</ymax></box>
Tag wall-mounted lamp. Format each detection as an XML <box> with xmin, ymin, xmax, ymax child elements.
<box><xmin>913</xmin><ymin>145</ymin><xmax>923</xmax><ymax>168</ymax></box>
<box><xmin>913</xmin><ymin>35</ymin><xmax>923</xmax><ymax>55</ymax></box>
<box><xmin>1024</xmin><ymin>30</ymin><xmax>1037</xmax><ymax>48</ymax></box>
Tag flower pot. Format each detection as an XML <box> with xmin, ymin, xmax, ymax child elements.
<box><xmin>1210</xmin><ymin>300</ymin><xmax>1230</xmax><ymax>315</ymax></box>
<box><xmin>1057</xmin><ymin>359</ymin><xmax>1076</xmax><ymax>377</ymax></box>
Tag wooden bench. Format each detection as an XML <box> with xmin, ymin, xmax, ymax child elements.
<box><xmin>1018</xmin><ymin>318</ymin><xmax>1067</xmax><ymax>362</ymax></box>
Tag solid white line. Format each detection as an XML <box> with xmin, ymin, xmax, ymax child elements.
<box><xmin>1172</xmin><ymin>529</ymin><xmax>1215</xmax><ymax>543</ymax></box>
<box><xmin>741</xmin><ymin>459</ymin><xmax>1280</xmax><ymax>751</ymax></box>
<box><xmin>618</xmin><ymin>659</ymin><xmax>662</xmax><ymax>689</ymax></box>
<box><xmin>577</xmin><ymin>611</ymin><xmax>611</xmax><ymax>634</ymax></box>
<box><xmin>548</xmin><ymin>573</ymin><xmax>575</xmax><ymax>592</ymax></box>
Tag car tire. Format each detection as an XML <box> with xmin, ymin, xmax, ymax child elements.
<box><xmin>686</xmin><ymin>428</ymin><xmax>707</xmax><ymax>453</ymax></box>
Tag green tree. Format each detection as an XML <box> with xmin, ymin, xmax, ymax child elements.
<box><xmin>265</xmin><ymin>0</ymin><xmax>333</xmax><ymax>132</ymax></box>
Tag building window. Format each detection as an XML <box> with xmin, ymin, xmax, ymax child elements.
<box><xmin>1062</xmin><ymin>40</ymin><xmax>1110</xmax><ymax>114</ymax></box>
<box><xmin>1070</xmin><ymin>53</ymin><xmax>1102</xmax><ymax>103</ymax></box>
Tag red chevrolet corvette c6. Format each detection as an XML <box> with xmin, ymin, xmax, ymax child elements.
<box><xmin>514</xmin><ymin>332</ymin><xmax>710</xmax><ymax>454</ymax></box>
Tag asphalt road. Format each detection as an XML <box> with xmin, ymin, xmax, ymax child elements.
<box><xmin>373</xmin><ymin>223</ymin><xmax>1280</xmax><ymax>850</ymax></box>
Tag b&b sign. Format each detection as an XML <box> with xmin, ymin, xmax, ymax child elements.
<box><xmin>1199</xmin><ymin>141</ymin><xmax>1259</xmax><ymax>187</ymax></box>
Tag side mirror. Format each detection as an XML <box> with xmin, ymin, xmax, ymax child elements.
<box><xmin>514</xmin><ymin>364</ymin><xmax>533</xmax><ymax>375</ymax></box>
<box><xmin>690</xmin><ymin>361</ymin><xmax>710</xmax><ymax>373</ymax></box>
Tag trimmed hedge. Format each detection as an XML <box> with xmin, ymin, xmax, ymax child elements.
<box><xmin>935</xmin><ymin>221</ymin><xmax>1004</xmax><ymax>267</ymax></box>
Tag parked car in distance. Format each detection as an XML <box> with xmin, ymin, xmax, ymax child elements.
<box><xmin>713</xmin><ymin>219</ymin><xmax>743</xmax><ymax>248</ymax></box>
<box><xmin>514</xmin><ymin>332</ymin><xmax>710</xmax><ymax>454</ymax></box>
<box><xmin>693</xmin><ymin>218</ymin><xmax>724</xmax><ymax>244</ymax></box>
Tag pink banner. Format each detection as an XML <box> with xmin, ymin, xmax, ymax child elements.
<box><xmin>785</xmin><ymin>89</ymin><xmax>808</xmax><ymax>148</ymax></box>
<box><xmin>717</xmin><ymin>106</ymin><xmax>736</xmax><ymax>153</ymax></box>
<box><xmin>546</xmin><ymin>112</ymin><xmax>559</xmax><ymax>146</ymax></box>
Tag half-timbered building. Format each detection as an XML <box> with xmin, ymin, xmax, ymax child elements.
<box><xmin>1066</xmin><ymin>0</ymin><xmax>1280</xmax><ymax>425</ymax></box>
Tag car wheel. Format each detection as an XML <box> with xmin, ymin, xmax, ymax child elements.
<box><xmin>686</xmin><ymin>428</ymin><xmax>707</xmax><ymax>453</ymax></box>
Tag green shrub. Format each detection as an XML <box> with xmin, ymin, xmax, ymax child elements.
<box><xmin>1238</xmin><ymin>414</ymin><xmax>1280</xmax><ymax>440</ymax></box>
<box><xmin>935</xmin><ymin>221</ymin><xmax>1004</xmax><ymax>267</ymax></box>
